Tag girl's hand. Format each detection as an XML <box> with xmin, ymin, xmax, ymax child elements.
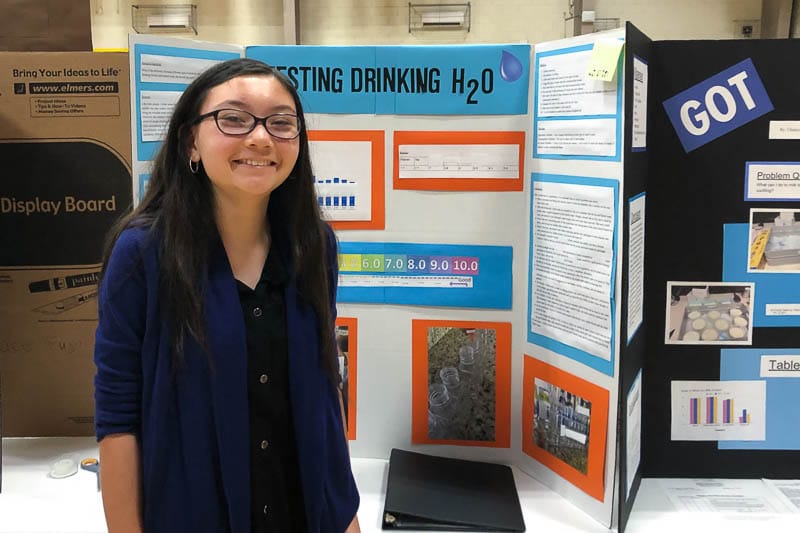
<box><xmin>344</xmin><ymin>515</ymin><xmax>361</xmax><ymax>533</ymax></box>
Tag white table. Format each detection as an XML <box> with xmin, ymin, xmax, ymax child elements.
<box><xmin>2</xmin><ymin>438</ymin><xmax>798</xmax><ymax>532</ymax></box>
<box><xmin>1</xmin><ymin>438</ymin><xmax>106</xmax><ymax>533</ymax></box>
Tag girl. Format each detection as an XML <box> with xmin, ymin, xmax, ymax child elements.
<box><xmin>94</xmin><ymin>58</ymin><xmax>360</xmax><ymax>533</ymax></box>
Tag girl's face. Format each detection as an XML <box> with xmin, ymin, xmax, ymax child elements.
<box><xmin>189</xmin><ymin>75</ymin><xmax>300</xmax><ymax>204</ymax></box>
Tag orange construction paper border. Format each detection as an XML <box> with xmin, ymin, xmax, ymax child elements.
<box><xmin>335</xmin><ymin>317</ymin><xmax>358</xmax><ymax>440</ymax></box>
<box><xmin>308</xmin><ymin>130</ymin><xmax>385</xmax><ymax>230</ymax></box>
<box><xmin>411</xmin><ymin>320</ymin><xmax>511</xmax><ymax>447</ymax></box>
<box><xmin>521</xmin><ymin>355</ymin><xmax>609</xmax><ymax>502</ymax></box>
<box><xmin>393</xmin><ymin>130</ymin><xmax>525</xmax><ymax>192</ymax></box>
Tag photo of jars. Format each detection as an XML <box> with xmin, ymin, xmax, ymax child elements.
<box><xmin>426</xmin><ymin>326</ymin><xmax>496</xmax><ymax>441</ymax></box>
<box><xmin>533</xmin><ymin>378</ymin><xmax>591</xmax><ymax>474</ymax></box>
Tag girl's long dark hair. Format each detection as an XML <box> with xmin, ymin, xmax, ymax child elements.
<box><xmin>102</xmin><ymin>58</ymin><xmax>338</xmax><ymax>382</ymax></box>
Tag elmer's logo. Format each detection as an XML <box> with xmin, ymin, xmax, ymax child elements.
<box><xmin>662</xmin><ymin>58</ymin><xmax>773</xmax><ymax>152</ymax></box>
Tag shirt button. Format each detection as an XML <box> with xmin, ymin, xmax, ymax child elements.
<box><xmin>263</xmin><ymin>504</ymin><xmax>268</xmax><ymax>515</ymax></box>
<box><xmin>260</xmin><ymin>439</ymin><xmax>269</xmax><ymax>450</ymax></box>
<box><xmin>253</xmin><ymin>306</ymin><xmax>263</xmax><ymax>317</ymax></box>
<box><xmin>259</xmin><ymin>374</ymin><xmax>269</xmax><ymax>384</ymax></box>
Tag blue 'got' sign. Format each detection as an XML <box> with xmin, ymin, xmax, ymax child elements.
<box><xmin>662</xmin><ymin>58</ymin><xmax>773</xmax><ymax>153</ymax></box>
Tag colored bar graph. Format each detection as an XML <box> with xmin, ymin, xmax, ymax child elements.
<box><xmin>713</xmin><ymin>397</ymin><xmax>718</xmax><ymax>424</ymax></box>
<box><xmin>705</xmin><ymin>396</ymin><xmax>718</xmax><ymax>425</ymax></box>
<box><xmin>723</xmin><ymin>398</ymin><xmax>733</xmax><ymax>425</ymax></box>
<box><xmin>315</xmin><ymin>176</ymin><xmax>358</xmax><ymax>209</ymax></box>
<box><xmin>739</xmin><ymin>408</ymin><xmax>750</xmax><ymax>425</ymax></box>
<box><xmin>689</xmin><ymin>397</ymin><xmax>699</xmax><ymax>425</ymax></box>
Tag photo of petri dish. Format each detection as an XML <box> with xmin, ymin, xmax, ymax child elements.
<box><xmin>701</xmin><ymin>329</ymin><xmax>718</xmax><ymax>341</ymax></box>
<box><xmin>666</xmin><ymin>282</ymin><xmax>754</xmax><ymax>345</ymax></box>
<box><xmin>682</xmin><ymin>331</ymin><xmax>700</xmax><ymax>341</ymax></box>
<box><xmin>729</xmin><ymin>326</ymin><xmax>746</xmax><ymax>339</ymax></box>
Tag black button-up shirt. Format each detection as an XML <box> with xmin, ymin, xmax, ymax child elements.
<box><xmin>235</xmin><ymin>247</ymin><xmax>307</xmax><ymax>533</ymax></box>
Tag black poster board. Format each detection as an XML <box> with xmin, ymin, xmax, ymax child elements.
<box><xmin>617</xmin><ymin>27</ymin><xmax>800</xmax><ymax>533</ymax></box>
<box><xmin>618</xmin><ymin>23</ymin><xmax>652</xmax><ymax>533</ymax></box>
<box><xmin>644</xmin><ymin>37</ymin><xmax>800</xmax><ymax>478</ymax></box>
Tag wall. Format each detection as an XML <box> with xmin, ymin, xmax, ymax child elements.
<box><xmin>90</xmin><ymin>0</ymin><xmax>764</xmax><ymax>50</ymax></box>
<box><xmin>298</xmin><ymin>0</ymin><xmax>564</xmax><ymax>45</ymax></box>
<box><xmin>760</xmin><ymin>0</ymin><xmax>792</xmax><ymax>38</ymax></box>
<box><xmin>90</xmin><ymin>0</ymin><xmax>283</xmax><ymax>50</ymax></box>
<box><xmin>592</xmin><ymin>0</ymin><xmax>761</xmax><ymax>40</ymax></box>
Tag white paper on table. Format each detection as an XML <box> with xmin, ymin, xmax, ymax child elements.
<box><xmin>661</xmin><ymin>478</ymin><xmax>792</xmax><ymax>515</ymax></box>
<box><xmin>763</xmin><ymin>479</ymin><xmax>800</xmax><ymax>512</ymax></box>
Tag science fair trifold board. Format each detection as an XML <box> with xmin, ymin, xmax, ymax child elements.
<box><xmin>125</xmin><ymin>27</ymin><xmax>800</xmax><ymax>530</ymax></box>
<box><xmin>527</xmin><ymin>26</ymin><xmax>800</xmax><ymax>530</ymax></box>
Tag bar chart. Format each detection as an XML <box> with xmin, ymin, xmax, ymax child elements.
<box><xmin>671</xmin><ymin>381</ymin><xmax>765</xmax><ymax>441</ymax></box>
<box><xmin>309</xmin><ymin>136</ymin><xmax>377</xmax><ymax>225</ymax></box>
<box><xmin>688</xmin><ymin>395</ymin><xmax>751</xmax><ymax>426</ymax></box>
<box><xmin>315</xmin><ymin>176</ymin><xmax>358</xmax><ymax>209</ymax></box>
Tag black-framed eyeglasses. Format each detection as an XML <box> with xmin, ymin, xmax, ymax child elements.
<box><xmin>193</xmin><ymin>108</ymin><xmax>302</xmax><ymax>139</ymax></box>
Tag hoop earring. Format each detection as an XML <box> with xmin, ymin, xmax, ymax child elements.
<box><xmin>189</xmin><ymin>158</ymin><xmax>200</xmax><ymax>174</ymax></box>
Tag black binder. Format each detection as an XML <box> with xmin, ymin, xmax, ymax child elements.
<box><xmin>382</xmin><ymin>449</ymin><xmax>526</xmax><ymax>531</ymax></box>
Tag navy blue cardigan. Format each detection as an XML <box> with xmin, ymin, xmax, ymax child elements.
<box><xmin>94</xmin><ymin>226</ymin><xmax>359</xmax><ymax>532</ymax></box>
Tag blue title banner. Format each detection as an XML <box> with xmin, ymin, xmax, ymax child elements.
<box><xmin>662</xmin><ymin>58</ymin><xmax>773</xmax><ymax>153</ymax></box>
<box><xmin>245</xmin><ymin>44</ymin><xmax>530</xmax><ymax>115</ymax></box>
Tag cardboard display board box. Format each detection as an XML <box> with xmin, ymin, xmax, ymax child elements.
<box><xmin>0</xmin><ymin>52</ymin><xmax>132</xmax><ymax>437</ymax></box>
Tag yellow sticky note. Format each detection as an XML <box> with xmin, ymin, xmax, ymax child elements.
<box><xmin>586</xmin><ymin>38</ymin><xmax>625</xmax><ymax>82</ymax></box>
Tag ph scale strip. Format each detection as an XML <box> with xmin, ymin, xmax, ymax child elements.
<box><xmin>338</xmin><ymin>274</ymin><xmax>473</xmax><ymax>289</ymax></box>
<box><xmin>338</xmin><ymin>253</ymin><xmax>480</xmax><ymax>275</ymax></box>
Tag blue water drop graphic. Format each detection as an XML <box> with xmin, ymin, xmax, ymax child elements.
<box><xmin>499</xmin><ymin>50</ymin><xmax>523</xmax><ymax>82</ymax></box>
